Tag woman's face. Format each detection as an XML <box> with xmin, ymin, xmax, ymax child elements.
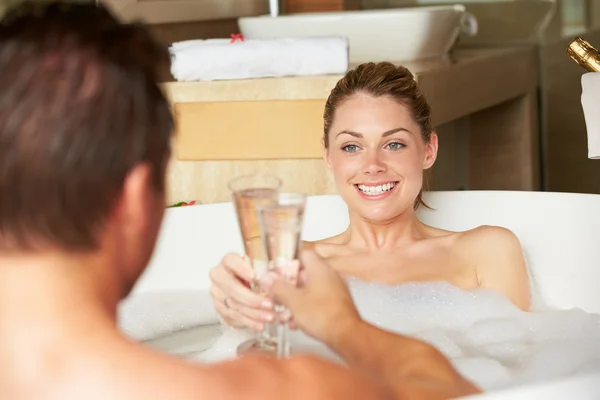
<box><xmin>324</xmin><ymin>93</ymin><xmax>438</xmax><ymax>222</ymax></box>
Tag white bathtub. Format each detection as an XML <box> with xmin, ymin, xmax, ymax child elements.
<box><xmin>131</xmin><ymin>191</ymin><xmax>600</xmax><ymax>398</ymax></box>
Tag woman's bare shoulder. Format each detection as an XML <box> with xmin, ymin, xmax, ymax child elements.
<box><xmin>302</xmin><ymin>233</ymin><xmax>348</xmax><ymax>258</ymax></box>
<box><xmin>453</xmin><ymin>225</ymin><xmax>525</xmax><ymax>269</ymax></box>
<box><xmin>456</xmin><ymin>225</ymin><xmax>530</xmax><ymax>310</ymax></box>
<box><xmin>456</xmin><ymin>225</ymin><xmax>523</xmax><ymax>254</ymax></box>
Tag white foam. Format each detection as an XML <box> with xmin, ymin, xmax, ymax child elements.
<box><xmin>193</xmin><ymin>280</ymin><xmax>600</xmax><ymax>392</ymax></box>
<box><xmin>117</xmin><ymin>290</ymin><xmax>219</xmax><ymax>342</ymax></box>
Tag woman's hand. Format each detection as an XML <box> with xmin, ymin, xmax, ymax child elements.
<box><xmin>209</xmin><ymin>253</ymin><xmax>275</xmax><ymax>331</ymax></box>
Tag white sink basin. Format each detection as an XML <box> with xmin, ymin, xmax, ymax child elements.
<box><xmin>238</xmin><ymin>5</ymin><xmax>476</xmax><ymax>63</ymax></box>
<box><xmin>383</xmin><ymin>0</ymin><xmax>556</xmax><ymax>45</ymax></box>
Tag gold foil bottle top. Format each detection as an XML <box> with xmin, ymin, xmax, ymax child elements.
<box><xmin>567</xmin><ymin>37</ymin><xmax>600</xmax><ymax>72</ymax></box>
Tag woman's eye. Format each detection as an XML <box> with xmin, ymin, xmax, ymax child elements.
<box><xmin>342</xmin><ymin>144</ymin><xmax>359</xmax><ymax>153</ymax></box>
<box><xmin>387</xmin><ymin>142</ymin><xmax>405</xmax><ymax>150</ymax></box>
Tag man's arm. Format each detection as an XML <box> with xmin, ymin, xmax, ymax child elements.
<box><xmin>265</xmin><ymin>250</ymin><xmax>481</xmax><ymax>399</ymax></box>
<box><xmin>329</xmin><ymin>318</ymin><xmax>480</xmax><ymax>399</ymax></box>
<box><xmin>123</xmin><ymin>340</ymin><xmax>393</xmax><ymax>400</ymax></box>
<box><xmin>199</xmin><ymin>353</ymin><xmax>395</xmax><ymax>400</ymax></box>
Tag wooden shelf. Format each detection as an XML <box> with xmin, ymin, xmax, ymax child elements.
<box><xmin>163</xmin><ymin>46</ymin><xmax>540</xmax><ymax>203</ymax></box>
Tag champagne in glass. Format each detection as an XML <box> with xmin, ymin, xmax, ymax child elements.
<box><xmin>257</xmin><ymin>192</ymin><xmax>307</xmax><ymax>358</ymax></box>
<box><xmin>228</xmin><ymin>174</ymin><xmax>281</xmax><ymax>355</ymax></box>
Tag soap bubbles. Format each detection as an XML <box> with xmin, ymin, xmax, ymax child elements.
<box><xmin>350</xmin><ymin>280</ymin><xmax>600</xmax><ymax>391</ymax></box>
<box><xmin>197</xmin><ymin>279</ymin><xmax>600</xmax><ymax>392</ymax></box>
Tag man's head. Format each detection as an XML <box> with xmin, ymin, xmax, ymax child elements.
<box><xmin>0</xmin><ymin>1</ymin><xmax>173</xmax><ymax>290</ymax></box>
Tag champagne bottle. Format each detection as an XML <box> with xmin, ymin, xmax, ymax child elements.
<box><xmin>567</xmin><ymin>37</ymin><xmax>600</xmax><ymax>72</ymax></box>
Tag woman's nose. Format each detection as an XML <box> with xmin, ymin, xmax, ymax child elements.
<box><xmin>362</xmin><ymin>151</ymin><xmax>387</xmax><ymax>175</ymax></box>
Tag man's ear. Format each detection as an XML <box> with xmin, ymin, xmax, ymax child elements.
<box><xmin>115</xmin><ymin>163</ymin><xmax>154</xmax><ymax>234</ymax></box>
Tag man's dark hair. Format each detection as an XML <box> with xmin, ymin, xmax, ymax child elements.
<box><xmin>0</xmin><ymin>1</ymin><xmax>174</xmax><ymax>250</ymax></box>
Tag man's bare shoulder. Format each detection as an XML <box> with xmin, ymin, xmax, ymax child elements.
<box><xmin>55</xmin><ymin>343</ymin><xmax>391</xmax><ymax>400</ymax></box>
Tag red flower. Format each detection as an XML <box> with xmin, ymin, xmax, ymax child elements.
<box><xmin>230</xmin><ymin>33</ymin><xmax>245</xmax><ymax>43</ymax></box>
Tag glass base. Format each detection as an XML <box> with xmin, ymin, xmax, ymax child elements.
<box><xmin>236</xmin><ymin>339</ymin><xmax>292</xmax><ymax>358</ymax></box>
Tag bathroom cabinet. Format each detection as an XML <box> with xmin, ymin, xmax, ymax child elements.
<box><xmin>162</xmin><ymin>46</ymin><xmax>540</xmax><ymax>205</ymax></box>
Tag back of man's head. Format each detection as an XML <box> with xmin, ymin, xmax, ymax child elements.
<box><xmin>0</xmin><ymin>1</ymin><xmax>174</xmax><ymax>251</ymax></box>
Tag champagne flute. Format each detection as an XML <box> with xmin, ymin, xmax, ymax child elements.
<box><xmin>228</xmin><ymin>173</ymin><xmax>281</xmax><ymax>355</ymax></box>
<box><xmin>257</xmin><ymin>192</ymin><xmax>306</xmax><ymax>358</ymax></box>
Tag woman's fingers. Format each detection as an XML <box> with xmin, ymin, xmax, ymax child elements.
<box><xmin>222</xmin><ymin>253</ymin><xmax>254</xmax><ymax>282</ymax></box>
<box><xmin>210</xmin><ymin>260</ymin><xmax>274</xmax><ymax>331</ymax></box>
<box><xmin>227</xmin><ymin>297</ymin><xmax>274</xmax><ymax>324</ymax></box>
<box><xmin>213</xmin><ymin>297</ymin><xmax>269</xmax><ymax>332</ymax></box>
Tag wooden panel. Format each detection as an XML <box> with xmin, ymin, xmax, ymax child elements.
<box><xmin>590</xmin><ymin>0</ymin><xmax>600</xmax><ymax>29</ymax></box>
<box><xmin>103</xmin><ymin>0</ymin><xmax>267</xmax><ymax>24</ymax></box>
<box><xmin>163</xmin><ymin>75</ymin><xmax>337</xmax><ymax>104</ymax></box>
<box><xmin>150</xmin><ymin>19</ymin><xmax>239</xmax><ymax>44</ymax></box>
<box><xmin>416</xmin><ymin>47</ymin><xmax>538</xmax><ymax>127</ymax></box>
<box><xmin>168</xmin><ymin>119</ymin><xmax>477</xmax><ymax>204</ymax></box>
<box><xmin>174</xmin><ymin>99</ymin><xmax>326</xmax><ymax>160</ymax></box>
<box><xmin>285</xmin><ymin>0</ymin><xmax>361</xmax><ymax>12</ymax></box>
<box><xmin>429</xmin><ymin>118</ymin><xmax>470</xmax><ymax>191</ymax></box>
<box><xmin>469</xmin><ymin>92</ymin><xmax>540</xmax><ymax>191</ymax></box>
<box><xmin>166</xmin><ymin>158</ymin><xmax>336</xmax><ymax>204</ymax></box>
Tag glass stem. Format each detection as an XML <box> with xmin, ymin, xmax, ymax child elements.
<box><xmin>251</xmin><ymin>279</ymin><xmax>273</xmax><ymax>346</ymax></box>
<box><xmin>276</xmin><ymin>319</ymin><xmax>290</xmax><ymax>358</ymax></box>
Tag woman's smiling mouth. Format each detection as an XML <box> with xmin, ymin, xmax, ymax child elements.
<box><xmin>355</xmin><ymin>182</ymin><xmax>398</xmax><ymax>199</ymax></box>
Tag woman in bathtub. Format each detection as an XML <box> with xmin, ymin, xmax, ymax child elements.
<box><xmin>209</xmin><ymin>61</ymin><xmax>531</xmax><ymax>332</ymax></box>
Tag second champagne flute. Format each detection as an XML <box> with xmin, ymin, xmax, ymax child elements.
<box><xmin>257</xmin><ymin>192</ymin><xmax>307</xmax><ymax>358</ymax></box>
<box><xmin>228</xmin><ymin>173</ymin><xmax>281</xmax><ymax>355</ymax></box>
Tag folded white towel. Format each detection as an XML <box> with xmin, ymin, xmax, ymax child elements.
<box><xmin>169</xmin><ymin>36</ymin><xmax>349</xmax><ymax>82</ymax></box>
<box><xmin>581</xmin><ymin>72</ymin><xmax>600</xmax><ymax>159</ymax></box>
<box><xmin>117</xmin><ymin>290</ymin><xmax>219</xmax><ymax>342</ymax></box>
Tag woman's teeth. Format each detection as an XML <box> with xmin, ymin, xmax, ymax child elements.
<box><xmin>357</xmin><ymin>183</ymin><xmax>396</xmax><ymax>195</ymax></box>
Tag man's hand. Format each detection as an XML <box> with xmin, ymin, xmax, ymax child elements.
<box><xmin>261</xmin><ymin>249</ymin><xmax>361</xmax><ymax>345</ymax></box>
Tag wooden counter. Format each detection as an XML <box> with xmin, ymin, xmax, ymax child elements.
<box><xmin>162</xmin><ymin>45</ymin><xmax>540</xmax><ymax>204</ymax></box>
